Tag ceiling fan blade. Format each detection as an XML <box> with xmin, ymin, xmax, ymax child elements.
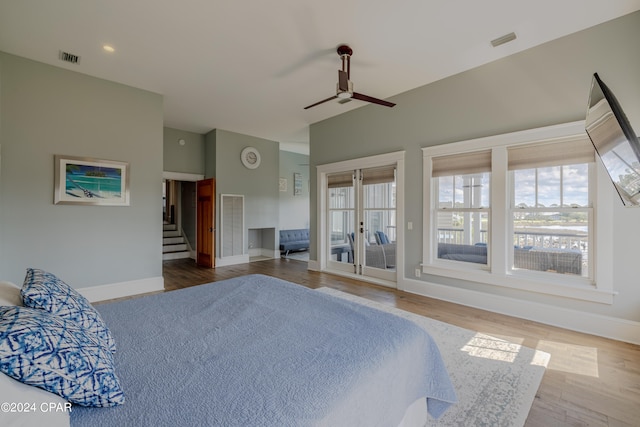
<box><xmin>304</xmin><ymin>95</ymin><xmax>338</xmax><ymax>110</ymax></box>
<box><xmin>338</xmin><ymin>70</ymin><xmax>349</xmax><ymax>92</ymax></box>
<box><xmin>352</xmin><ymin>92</ymin><xmax>396</xmax><ymax>108</ymax></box>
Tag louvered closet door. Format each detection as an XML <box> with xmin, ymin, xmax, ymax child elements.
<box><xmin>221</xmin><ymin>194</ymin><xmax>244</xmax><ymax>258</ymax></box>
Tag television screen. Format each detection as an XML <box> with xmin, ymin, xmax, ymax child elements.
<box><xmin>585</xmin><ymin>73</ymin><xmax>640</xmax><ymax>206</ymax></box>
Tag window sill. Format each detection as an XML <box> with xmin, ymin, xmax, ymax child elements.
<box><xmin>421</xmin><ymin>263</ymin><xmax>615</xmax><ymax>304</ymax></box>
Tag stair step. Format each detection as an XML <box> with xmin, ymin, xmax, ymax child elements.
<box><xmin>163</xmin><ymin>243</ymin><xmax>188</xmax><ymax>253</ymax></box>
<box><xmin>163</xmin><ymin>224</ymin><xmax>177</xmax><ymax>231</ymax></box>
<box><xmin>163</xmin><ymin>236</ymin><xmax>184</xmax><ymax>245</ymax></box>
<box><xmin>162</xmin><ymin>251</ymin><xmax>191</xmax><ymax>261</ymax></box>
<box><xmin>163</xmin><ymin>230</ymin><xmax>181</xmax><ymax>238</ymax></box>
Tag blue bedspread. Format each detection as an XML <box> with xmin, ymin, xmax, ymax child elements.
<box><xmin>71</xmin><ymin>275</ymin><xmax>456</xmax><ymax>426</ymax></box>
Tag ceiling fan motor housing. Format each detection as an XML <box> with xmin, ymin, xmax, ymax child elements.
<box><xmin>337</xmin><ymin>80</ymin><xmax>354</xmax><ymax>98</ymax></box>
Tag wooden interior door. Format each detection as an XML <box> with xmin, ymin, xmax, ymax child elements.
<box><xmin>196</xmin><ymin>178</ymin><xmax>215</xmax><ymax>268</ymax></box>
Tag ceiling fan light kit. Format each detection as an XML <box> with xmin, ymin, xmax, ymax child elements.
<box><xmin>304</xmin><ymin>45</ymin><xmax>395</xmax><ymax>110</ymax></box>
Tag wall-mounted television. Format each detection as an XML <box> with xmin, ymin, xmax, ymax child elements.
<box><xmin>585</xmin><ymin>73</ymin><xmax>640</xmax><ymax>206</ymax></box>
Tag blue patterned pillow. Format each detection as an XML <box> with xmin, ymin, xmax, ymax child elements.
<box><xmin>21</xmin><ymin>268</ymin><xmax>116</xmax><ymax>353</ymax></box>
<box><xmin>0</xmin><ymin>306</ymin><xmax>125</xmax><ymax>407</ymax></box>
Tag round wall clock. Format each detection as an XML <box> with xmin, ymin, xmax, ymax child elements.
<box><xmin>240</xmin><ymin>146</ymin><xmax>261</xmax><ymax>169</ymax></box>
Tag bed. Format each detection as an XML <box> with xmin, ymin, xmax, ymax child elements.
<box><xmin>1</xmin><ymin>273</ymin><xmax>456</xmax><ymax>427</ymax></box>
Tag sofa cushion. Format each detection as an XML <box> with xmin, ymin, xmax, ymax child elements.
<box><xmin>437</xmin><ymin>243</ymin><xmax>488</xmax><ymax>264</ymax></box>
<box><xmin>279</xmin><ymin>229</ymin><xmax>310</xmax><ymax>252</ymax></box>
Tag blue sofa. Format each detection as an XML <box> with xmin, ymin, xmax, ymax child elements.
<box><xmin>279</xmin><ymin>229</ymin><xmax>309</xmax><ymax>256</ymax></box>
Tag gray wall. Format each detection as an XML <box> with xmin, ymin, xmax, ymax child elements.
<box><xmin>163</xmin><ymin>127</ymin><xmax>205</xmax><ymax>175</ymax></box>
<box><xmin>279</xmin><ymin>150</ymin><xmax>310</xmax><ymax>231</ymax></box>
<box><xmin>310</xmin><ymin>12</ymin><xmax>640</xmax><ymax>321</ymax></box>
<box><xmin>0</xmin><ymin>52</ymin><xmax>163</xmax><ymax>287</ymax></box>
<box><xmin>205</xmin><ymin>129</ymin><xmax>280</xmax><ymax>253</ymax></box>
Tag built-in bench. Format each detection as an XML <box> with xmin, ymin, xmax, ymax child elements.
<box><xmin>437</xmin><ymin>243</ymin><xmax>582</xmax><ymax>275</ymax></box>
<box><xmin>279</xmin><ymin>229</ymin><xmax>309</xmax><ymax>256</ymax></box>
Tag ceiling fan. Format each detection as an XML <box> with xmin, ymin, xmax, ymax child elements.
<box><xmin>304</xmin><ymin>45</ymin><xmax>396</xmax><ymax>110</ymax></box>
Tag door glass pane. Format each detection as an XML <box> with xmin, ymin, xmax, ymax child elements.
<box><xmin>328</xmin><ymin>182</ymin><xmax>354</xmax><ymax>264</ymax></box>
<box><xmin>362</xmin><ymin>169</ymin><xmax>396</xmax><ymax>271</ymax></box>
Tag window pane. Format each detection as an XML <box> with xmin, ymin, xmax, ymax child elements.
<box><xmin>329</xmin><ymin>187</ymin><xmax>353</xmax><ymax>209</ymax></box>
<box><xmin>439</xmin><ymin>173</ymin><xmax>490</xmax><ymax>208</ymax></box>
<box><xmin>363</xmin><ymin>182</ymin><xmax>396</xmax><ymax>209</ymax></box>
<box><xmin>454</xmin><ymin>174</ymin><xmax>490</xmax><ymax>208</ymax></box>
<box><xmin>436</xmin><ymin>171</ymin><xmax>490</xmax><ymax>266</ymax></box>
<box><xmin>329</xmin><ymin>210</ymin><xmax>354</xmax><ymax>263</ymax></box>
<box><xmin>513</xmin><ymin>169</ymin><xmax>536</xmax><ymax>208</ymax></box>
<box><xmin>438</xmin><ymin>176</ymin><xmax>454</xmax><ymax>207</ymax></box>
<box><xmin>562</xmin><ymin>164</ymin><xmax>589</xmax><ymax>207</ymax></box>
<box><xmin>437</xmin><ymin>211</ymin><xmax>489</xmax><ymax>264</ymax></box>
<box><xmin>436</xmin><ymin>211</ymin><xmax>488</xmax><ymax>245</ymax></box>
<box><xmin>329</xmin><ymin>185</ymin><xmax>354</xmax><ymax>264</ymax></box>
<box><xmin>512</xmin><ymin>211</ymin><xmax>588</xmax><ymax>276</ymax></box>
<box><xmin>537</xmin><ymin>166</ymin><xmax>561</xmax><ymax>207</ymax></box>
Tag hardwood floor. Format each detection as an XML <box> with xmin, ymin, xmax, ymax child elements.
<box><xmin>161</xmin><ymin>257</ymin><xmax>640</xmax><ymax>427</ymax></box>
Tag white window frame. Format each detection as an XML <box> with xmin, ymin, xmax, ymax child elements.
<box><xmin>422</xmin><ymin>122</ymin><xmax>615</xmax><ymax>304</ymax></box>
<box><xmin>508</xmin><ymin>164</ymin><xmax>594</xmax><ymax>280</ymax></box>
<box><xmin>434</xmin><ymin>173</ymin><xmax>491</xmax><ymax>270</ymax></box>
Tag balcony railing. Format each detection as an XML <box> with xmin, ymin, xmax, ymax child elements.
<box><xmin>437</xmin><ymin>227</ymin><xmax>589</xmax><ymax>268</ymax></box>
<box><xmin>437</xmin><ymin>228</ymin><xmax>488</xmax><ymax>245</ymax></box>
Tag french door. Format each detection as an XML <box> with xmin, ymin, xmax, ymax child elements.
<box><xmin>326</xmin><ymin>165</ymin><xmax>397</xmax><ymax>283</ymax></box>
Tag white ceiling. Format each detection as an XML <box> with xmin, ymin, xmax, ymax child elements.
<box><xmin>1</xmin><ymin>1</ymin><xmax>639</xmax><ymax>152</ymax></box>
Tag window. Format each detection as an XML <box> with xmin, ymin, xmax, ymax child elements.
<box><xmin>432</xmin><ymin>150</ymin><xmax>491</xmax><ymax>266</ymax></box>
<box><xmin>508</xmin><ymin>139</ymin><xmax>594</xmax><ymax>278</ymax></box>
<box><xmin>422</xmin><ymin>122</ymin><xmax>614</xmax><ymax>303</ymax></box>
<box><xmin>510</xmin><ymin>164</ymin><xmax>591</xmax><ymax>277</ymax></box>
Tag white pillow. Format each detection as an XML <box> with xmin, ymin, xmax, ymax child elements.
<box><xmin>0</xmin><ymin>281</ymin><xmax>22</xmax><ymax>306</ymax></box>
<box><xmin>0</xmin><ymin>372</ymin><xmax>70</xmax><ymax>427</ymax></box>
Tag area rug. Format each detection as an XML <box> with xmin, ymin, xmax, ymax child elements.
<box><xmin>316</xmin><ymin>287</ymin><xmax>550</xmax><ymax>427</ymax></box>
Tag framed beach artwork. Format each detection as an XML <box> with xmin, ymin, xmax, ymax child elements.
<box><xmin>54</xmin><ymin>155</ymin><xmax>130</xmax><ymax>206</ymax></box>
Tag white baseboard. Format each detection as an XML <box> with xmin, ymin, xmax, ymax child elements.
<box><xmin>400</xmin><ymin>276</ymin><xmax>640</xmax><ymax>346</ymax></box>
<box><xmin>216</xmin><ymin>254</ymin><xmax>251</xmax><ymax>267</ymax></box>
<box><xmin>307</xmin><ymin>260</ymin><xmax>320</xmax><ymax>271</ymax></box>
<box><xmin>78</xmin><ymin>276</ymin><xmax>164</xmax><ymax>303</ymax></box>
<box><xmin>249</xmin><ymin>248</ymin><xmax>279</xmax><ymax>258</ymax></box>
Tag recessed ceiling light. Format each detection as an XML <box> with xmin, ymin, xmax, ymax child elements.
<box><xmin>103</xmin><ymin>45</ymin><xmax>115</xmax><ymax>53</ymax></box>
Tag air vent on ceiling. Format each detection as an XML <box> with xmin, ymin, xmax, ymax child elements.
<box><xmin>490</xmin><ymin>32</ymin><xmax>517</xmax><ymax>47</ymax></box>
<box><xmin>58</xmin><ymin>50</ymin><xmax>80</xmax><ymax>64</ymax></box>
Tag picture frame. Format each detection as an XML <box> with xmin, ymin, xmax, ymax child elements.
<box><xmin>54</xmin><ymin>155</ymin><xmax>130</xmax><ymax>206</ymax></box>
<box><xmin>279</xmin><ymin>177</ymin><xmax>287</xmax><ymax>192</ymax></box>
<box><xmin>293</xmin><ymin>173</ymin><xmax>302</xmax><ymax>196</ymax></box>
